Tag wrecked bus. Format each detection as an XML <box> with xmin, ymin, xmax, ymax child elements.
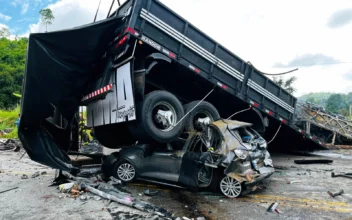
<box><xmin>19</xmin><ymin>0</ymin><xmax>325</xmax><ymax>173</ymax></box>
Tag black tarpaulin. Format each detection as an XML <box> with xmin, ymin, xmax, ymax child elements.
<box><xmin>19</xmin><ymin>16</ymin><xmax>125</xmax><ymax>171</ymax></box>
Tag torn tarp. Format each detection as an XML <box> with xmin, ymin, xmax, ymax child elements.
<box><xmin>19</xmin><ymin>16</ymin><xmax>125</xmax><ymax>171</ymax></box>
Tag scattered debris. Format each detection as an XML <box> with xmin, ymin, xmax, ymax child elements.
<box><xmin>327</xmin><ymin>190</ymin><xmax>344</xmax><ymax>198</ymax></box>
<box><xmin>77</xmin><ymin>165</ymin><xmax>101</xmax><ymax>177</ymax></box>
<box><xmin>0</xmin><ymin>186</ymin><xmax>18</xmax><ymax>194</ymax></box>
<box><xmin>144</xmin><ymin>189</ymin><xmax>159</xmax><ymax>196</ymax></box>
<box><xmin>294</xmin><ymin>159</ymin><xmax>333</xmax><ymax>164</ymax></box>
<box><xmin>267</xmin><ymin>202</ymin><xmax>280</xmax><ymax>213</ymax></box>
<box><xmin>41</xmin><ymin>171</ymin><xmax>47</xmax><ymax>175</ymax></box>
<box><xmin>93</xmin><ymin>195</ymin><xmax>102</xmax><ymax>201</ymax></box>
<box><xmin>274</xmin><ymin>166</ymin><xmax>289</xmax><ymax>170</ymax></box>
<box><xmin>196</xmin><ymin>217</ymin><xmax>206</xmax><ymax>220</ymax></box>
<box><xmin>219</xmin><ymin>200</ymin><xmax>224</xmax><ymax>203</ymax></box>
<box><xmin>331</xmin><ymin>172</ymin><xmax>352</xmax><ymax>179</ymax></box>
<box><xmin>109</xmin><ymin>176</ymin><xmax>122</xmax><ymax>185</ymax></box>
<box><xmin>80</xmin><ymin>195</ymin><xmax>87</xmax><ymax>201</ymax></box>
<box><xmin>21</xmin><ymin>174</ymin><xmax>28</xmax><ymax>179</ymax></box>
<box><xmin>182</xmin><ymin>217</ymin><xmax>191</xmax><ymax>220</ymax></box>
<box><xmin>0</xmin><ymin>139</ymin><xmax>21</xmax><ymax>152</ymax></box>
<box><xmin>58</xmin><ymin>183</ymin><xmax>75</xmax><ymax>193</ymax></box>
<box><xmin>4</xmin><ymin>128</ymin><xmax>13</xmax><ymax>133</ymax></box>
<box><xmin>287</xmin><ymin>180</ymin><xmax>302</xmax><ymax>184</ymax></box>
<box><xmin>31</xmin><ymin>171</ymin><xmax>40</xmax><ymax>178</ymax></box>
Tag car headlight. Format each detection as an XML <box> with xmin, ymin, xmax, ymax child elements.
<box><xmin>234</xmin><ymin>149</ymin><xmax>248</xmax><ymax>160</ymax></box>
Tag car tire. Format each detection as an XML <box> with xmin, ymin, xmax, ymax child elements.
<box><xmin>219</xmin><ymin>176</ymin><xmax>242</xmax><ymax>198</ymax></box>
<box><xmin>183</xmin><ymin>101</ymin><xmax>220</xmax><ymax>132</ymax></box>
<box><xmin>94</xmin><ymin>124</ymin><xmax>136</xmax><ymax>149</ymax></box>
<box><xmin>113</xmin><ymin>160</ymin><xmax>136</xmax><ymax>183</ymax></box>
<box><xmin>129</xmin><ymin>90</ymin><xmax>185</xmax><ymax>143</ymax></box>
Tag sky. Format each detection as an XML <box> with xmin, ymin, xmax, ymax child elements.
<box><xmin>0</xmin><ymin>0</ymin><xmax>352</xmax><ymax>97</ymax></box>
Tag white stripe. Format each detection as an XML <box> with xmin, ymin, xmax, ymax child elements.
<box><xmin>143</xmin><ymin>12</ymin><xmax>244</xmax><ymax>80</ymax></box>
<box><xmin>248</xmin><ymin>80</ymin><xmax>294</xmax><ymax>111</ymax></box>
<box><xmin>141</xmin><ymin>10</ymin><xmax>244</xmax><ymax>82</ymax></box>
<box><xmin>248</xmin><ymin>80</ymin><xmax>294</xmax><ymax>113</ymax></box>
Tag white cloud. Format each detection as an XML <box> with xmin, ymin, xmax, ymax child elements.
<box><xmin>29</xmin><ymin>0</ymin><xmax>124</xmax><ymax>33</ymax></box>
<box><xmin>25</xmin><ymin>0</ymin><xmax>352</xmax><ymax>97</ymax></box>
<box><xmin>0</xmin><ymin>13</ymin><xmax>12</xmax><ymax>21</ymax></box>
<box><xmin>0</xmin><ymin>23</ymin><xmax>20</xmax><ymax>40</ymax></box>
<box><xmin>21</xmin><ymin>3</ymin><xmax>30</xmax><ymax>15</ymax></box>
<box><xmin>0</xmin><ymin>23</ymin><xmax>9</xmax><ymax>29</ymax></box>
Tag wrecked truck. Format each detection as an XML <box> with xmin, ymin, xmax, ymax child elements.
<box><xmin>19</xmin><ymin>0</ymin><xmax>324</xmax><ymax>172</ymax></box>
<box><xmin>103</xmin><ymin>120</ymin><xmax>274</xmax><ymax>198</ymax></box>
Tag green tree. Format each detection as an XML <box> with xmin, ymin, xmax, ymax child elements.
<box><xmin>0</xmin><ymin>37</ymin><xmax>28</xmax><ymax>109</ymax></box>
<box><xmin>39</xmin><ymin>8</ymin><xmax>55</xmax><ymax>32</ymax></box>
<box><xmin>326</xmin><ymin>94</ymin><xmax>348</xmax><ymax>114</ymax></box>
<box><xmin>0</xmin><ymin>27</ymin><xmax>10</xmax><ymax>38</ymax></box>
<box><xmin>273</xmin><ymin>76</ymin><xmax>297</xmax><ymax>94</ymax></box>
<box><xmin>339</xmin><ymin>108</ymin><xmax>349</xmax><ymax>117</ymax></box>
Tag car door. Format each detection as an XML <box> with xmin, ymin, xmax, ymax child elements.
<box><xmin>139</xmin><ymin>143</ymin><xmax>184</xmax><ymax>183</ymax></box>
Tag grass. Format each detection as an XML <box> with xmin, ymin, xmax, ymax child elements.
<box><xmin>0</xmin><ymin>105</ymin><xmax>20</xmax><ymax>138</ymax></box>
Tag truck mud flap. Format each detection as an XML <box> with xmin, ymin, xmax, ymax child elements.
<box><xmin>19</xmin><ymin>16</ymin><xmax>125</xmax><ymax>171</ymax></box>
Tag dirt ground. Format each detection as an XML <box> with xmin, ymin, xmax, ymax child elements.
<box><xmin>1</xmin><ymin>146</ymin><xmax>352</xmax><ymax>220</ymax></box>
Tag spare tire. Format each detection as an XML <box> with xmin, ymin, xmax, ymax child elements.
<box><xmin>183</xmin><ymin>101</ymin><xmax>220</xmax><ymax>132</ymax></box>
<box><xmin>129</xmin><ymin>90</ymin><xmax>185</xmax><ymax>143</ymax></box>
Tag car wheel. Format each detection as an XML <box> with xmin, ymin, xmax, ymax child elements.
<box><xmin>113</xmin><ymin>160</ymin><xmax>136</xmax><ymax>183</ymax></box>
<box><xmin>129</xmin><ymin>90</ymin><xmax>185</xmax><ymax>143</ymax></box>
<box><xmin>183</xmin><ymin>101</ymin><xmax>220</xmax><ymax>132</ymax></box>
<box><xmin>219</xmin><ymin>176</ymin><xmax>242</xmax><ymax>198</ymax></box>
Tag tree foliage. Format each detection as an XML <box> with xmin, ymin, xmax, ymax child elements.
<box><xmin>0</xmin><ymin>36</ymin><xmax>28</xmax><ymax>109</ymax></box>
<box><xmin>326</xmin><ymin>94</ymin><xmax>348</xmax><ymax>114</ymax></box>
<box><xmin>273</xmin><ymin>76</ymin><xmax>297</xmax><ymax>94</ymax></box>
<box><xmin>301</xmin><ymin>92</ymin><xmax>352</xmax><ymax>117</ymax></box>
<box><xmin>39</xmin><ymin>8</ymin><xmax>55</xmax><ymax>32</ymax></box>
<box><xmin>0</xmin><ymin>27</ymin><xmax>11</xmax><ymax>38</ymax></box>
<box><xmin>299</xmin><ymin>92</ymin><xmax>334</xmax><ymax>106</ymax></box>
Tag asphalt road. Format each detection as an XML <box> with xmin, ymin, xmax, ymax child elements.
<box><xmin>0</xmin><ymin>146</ymin><xmax>351</xmax><ymax>220</ymax></box>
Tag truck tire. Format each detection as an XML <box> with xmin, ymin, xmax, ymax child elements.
<box><xmin>129</xmin><ymin>90</ymin><xmax>185</xmax><ymax>143</ymax></box>
<box><xmin>94</xmin><ymin>124</ymin><xmax>136</xmax><ymax>149</ymax></box>
<box><xmin>183</xmin><ymin>101</ymin><xmax>220</xmax><ymax>132</ymax></box>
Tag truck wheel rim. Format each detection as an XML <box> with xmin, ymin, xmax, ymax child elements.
<box><xmin>153</xmin><ymin>101</ymin><xmax>177</xmax><ymax>132</ymax></box>
<box><xmin>194</xmin><ymin>111</ymin><xmax>213</xmax><ymax>131</ymax></box>
<box><xmin>117</xmin><ymin>163</ymin><xmax>135</xmax><ymax>181</ymax></box>
<box><xmin>220</xmin><ymin>176</ymin><xmax>241</xmax><ymax>198</ymax></box>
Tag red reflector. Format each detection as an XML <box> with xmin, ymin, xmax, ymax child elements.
<box><xmin>118</xmin><ymin>36</ymin><xmax>128</xmax><ymax>46</ymax></box>
<box><xmin>169</xmin><ymin>52</ymin><xmax>176</xmax><ymax>59</ymax></box>
<box><xmin>125</xmin><ymin>27</ymin><xmax>136</xmax><ymax>35</ymax></box>
<box><xmin>253</xmin><ymin>102</ymin><xmax>259</xmax><ymax>107</ymax></box>
<box><xmin>279</xmin><ymin>118</ymin><xmax>287</xmax><ymax>123</ymax></box>
<box><xmin>268</xmin><ymin>111</ymin><xmax>273</xmax><ymax>116</ymax></box>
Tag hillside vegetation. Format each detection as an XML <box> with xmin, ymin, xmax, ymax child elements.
<box><xmin>0</xmin><ymin>36</ymin><xmax>27</xmax><ymax>138</ymax></box>
<box><xmin>299</xmin><ymin>92</ymin><xmax>352</xmax><ymax>116</ymax></box>
<box><xmin>0</xmin><ymin>37</ymin><xmax>28</xmax><ymax>109</ymax></box>
<box><xmin>0</xmin><ymin>106</ymin><xmax>20</xmax><ymax>138</ymax></box>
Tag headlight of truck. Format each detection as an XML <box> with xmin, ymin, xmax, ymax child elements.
<box><xmin>234</xmin><ymin>149</ymin><xmax>248</xmax><ymax>160</ymax></box>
